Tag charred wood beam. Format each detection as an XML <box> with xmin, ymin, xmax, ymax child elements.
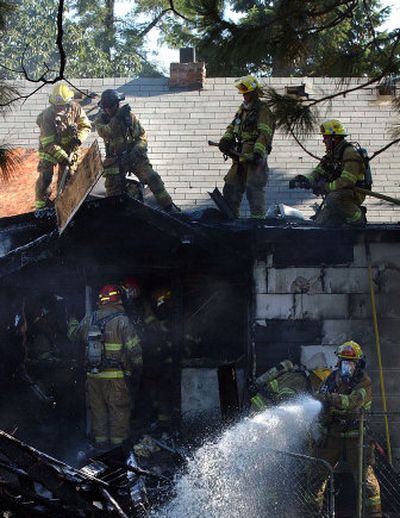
<box><xmin>108</xmin><ymin>459</ymin><xmax>170</xmax><ymax>482</ymax></box>
<box><xmin>99</xmin><ymin>487</ymin><xmax>128</xmax><ymax>518</ymax></box>
<box><xmin>0</xmin><ymin>431</ymin><xmax>95</xmax><ymax>510</ymax></box>
<box><xmin>0</xmin><ymin>430</ymin><xmax>129</xmax><ymax>514</ymax></box>
<box><xmin>124</xmin><ymin>197</ymin><xmax>212</xmax><ymax>250</ymax></box>
<box><xmin>0</xmin><ymin>230</ymin><xmax>58</xmax><ymax>279</ymax></box>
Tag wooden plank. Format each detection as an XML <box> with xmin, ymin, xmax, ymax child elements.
<box><xmin>55</xmin><ymin>140</ymin><xmax>103</xmax><ymax>234</ymax></box>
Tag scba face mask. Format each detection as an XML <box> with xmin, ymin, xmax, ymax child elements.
<box><xmin>340</xmin><ymin>360</ymin><xmax>357</xmax><ymax>382</ymax></box>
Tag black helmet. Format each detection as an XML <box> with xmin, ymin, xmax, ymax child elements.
<box><xmin>99</xmin><ymin>89</ymin><xmax>120</xmax><ymax>109</ymax></box>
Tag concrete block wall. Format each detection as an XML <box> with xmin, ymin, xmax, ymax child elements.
<box><xmin>253</xmin><ymin>238</ymin><xmax>400</xmax><ymax>460</ymax></box>
<box><xmin>2</xmin><ymin>77</ymin><xmax>400</xmax><ymax>222</ymax></box>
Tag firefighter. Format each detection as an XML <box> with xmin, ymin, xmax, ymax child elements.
<box><xmin>143</xmin><ymin>287</ymin><xmax>178</xmax><ymax>427</ymax></box>
<box><xmin>35</xmin><ymin>83</ymin><xmax>91</xmax><ymax>211</ymax></box>
<box><xmin>94</xmin><ymin>89</ymin><xmax>178</xmax><ymax>212</ymax></box>
<box><xmin>289</xmin><ymin>119</ymin><xmax>367</xmax><ymax>226</ymax></box>
<box><xmin>250</xmin><ymin>359</ymin><xmax>330</xmax><ymax>412</ymax></box>
<box><xmin>68</xmin><ymin>284</ymin><xmax>142</xmax><ymax>449</ymax></box>
<box><xmin>313</xmin><ymin>341</ymin><xmax>382</xmax><ymax>517</ymax></box>
<box><xmin>120</xmin><ymin>276</ymin><xmax>145</xmax><ymax>336</ymax></box>
<box><xmin>218</xmin><ymin>75</ymin><xmax>275</xmax><ymax>218</ymax></box>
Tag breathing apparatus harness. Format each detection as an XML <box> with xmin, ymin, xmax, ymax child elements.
<box><xmin>86</xmin><ymin>311</ymin><xmax>125</xmax><ymax>373</ymax></box>
<box><xmin>319</xmin><ymin>141</ymin><xmax>372</xmax><ymax>191</ymax></box>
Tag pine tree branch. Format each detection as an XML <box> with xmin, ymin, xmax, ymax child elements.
<box><xmin>56</xmin><ymin>0</ymin><xmax>66</xmax><ymax>79</ymax></box>
<box><xmin>0</xmin><ymin>145</ymin><xmax>21</xmax><ymax>182</ymax></box>
<box><xmin>370</xmin><ymin>138</ymin><xmax>400</xmax><ymax>160</ymax></box>
<box><xmin>305</xmin><ymin>0</ymin><xmax>357</xmax><ymax>18</ymax></box>
<box><xmin>0</xmin><ymin>0</ymin><xmax>69</xmax><ymax>106</ymax></box>
<box><xmin>168</xmin><ymin>0</ymin><xmax>194</xmax><ymax>23</ymax></box>
<box><xmin>137</xmin><ymin>9</ymin><xmax>172</xmax><ymax>39</ymax></box>
<box><xmin>289</xmin><ymin>130</ymin><xmax>321</xmax><ymax>160</ymax></box>
<box><xmin>361</xmin><ymin>0</ymin><xmax>388</xmax><ymax>58</ymax></box>
<box><xmin>307</xmin><ymin>32</ymin><xmax>400</xmax><ymax>109</ymax></box>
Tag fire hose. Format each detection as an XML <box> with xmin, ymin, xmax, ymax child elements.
<box><xmin>366</xmin><ymin>246</ymin><xmax>393</xmax><ymax>465</ymax></box>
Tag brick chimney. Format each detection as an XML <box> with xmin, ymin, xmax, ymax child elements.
<box><xmin>169</xmin><ymin>48</ymin><xmax>206</xmax><ymax>89</ymax></box>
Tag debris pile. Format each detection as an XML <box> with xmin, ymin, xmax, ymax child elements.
<box><xmin>0</xmin><ymin>430</ymin><xmax>176</xmax><ymax>517</ymax></box>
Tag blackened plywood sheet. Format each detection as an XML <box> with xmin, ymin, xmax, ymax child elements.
<box><xmin>55</xmin><ymin>140</ymin><xmax>103</xmax><ymax>234</ymax></box>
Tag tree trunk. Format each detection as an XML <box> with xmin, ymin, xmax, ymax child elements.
<box><xmin>103</xmin><ymin>0</ymin><xmax>115</xmax><ymax>59</ymax></box>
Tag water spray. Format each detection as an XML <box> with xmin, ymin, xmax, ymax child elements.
<box><xmin>156</xmin><ymin>396</ymin><xmax>323</xmax><ymax>518</ymax></box>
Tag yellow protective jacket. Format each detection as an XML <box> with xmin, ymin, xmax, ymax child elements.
<box><xmin>306</xmin><ymin>139</ymin><xmax>366</xmax><ymax>202</ymax></box>
<box><xmin>94</xmin><ymin>106</ymin><xmax>147</xmax><ymax>160</ymax></box>
<box><xmin>251</xmin><ymin>370</ymin><xmax>310</xmax><ymax>411</ymax></box>
<box><xmin>37</xmin><ymin>102</ymin><xmax>91</xmax><ymax>165</ymax></box>
<box><xmin>68</xmin><ymin>303</ymin><xmax>142</xmax><ymax>380</ymax></box>
<box><xmin>222</xmin><ymin>98</ymin><xmax>275</xmax><ymax>162</ymax></box>
<box><xmin>319</xmin><ymin>370</ymin><xmax>372</xmax><ymax>437</ymax></box>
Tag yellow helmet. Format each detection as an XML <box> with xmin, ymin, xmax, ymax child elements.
<box><xmin>234</xmin><ymin>75</ymin><xmax>261</xmax><ymax>94</ymax></box>
<box><xmin>320</xmin><ymin>119</ymin><xmax>347</xmax><ymax>136</ymax></box>
<box><xmin>49</xmin><ymin>83</ymin><xmax>74</xmax><ymax>105</ymax></box>
<box><xmin>336</xmin><ymin>340</ymin><xmax>363</xmax><ymax>361</ymax></box>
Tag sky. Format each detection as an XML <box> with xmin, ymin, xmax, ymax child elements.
<box><xmin>115</xmin><ymin>0</ymin><xmax>400</xmax><ymax>73</ymax></box>
<box><xmin>382</xmin><ymin>1</ymin><xmax>400</xmax><ymax>29</ymax></box>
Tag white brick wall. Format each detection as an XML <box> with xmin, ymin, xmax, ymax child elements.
<box><xmin>2</xmin><ymin>77</ymin><xmax>400</xmax><ymax>222</ymax></box>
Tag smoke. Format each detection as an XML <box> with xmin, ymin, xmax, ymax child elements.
<box><xmin>156</xmin><ymin>396</ymin><xmax>322</xmax><ymax>518</ymax></box>
<box><xmin>0</xmin><ymin>235</ymin><xmax>11</xmax><ymax>256</ymax></box>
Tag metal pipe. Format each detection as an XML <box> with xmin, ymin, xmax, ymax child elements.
<box><xmin>266</xmin><ymin>448</ymin><xmax>335</xmax><ymax>518</ymax></box>
<box><xmin>357</xmin><ymin>409</ymin><xmax>365</xmax><ymax>518</ymax></box>
<box><xmin>328</xmin><ymin>468</ymin><xmax>336</xmax><ymax>518</ymax></box>
<box><xmin>85</xmin><ymin>284</ymin><xmax>92</xmax><ymax>316</ymax></box>
<box><xmin>367</xmin><ymin>258</ymin><xmax>393</xmax><ymax>464</ymax></box>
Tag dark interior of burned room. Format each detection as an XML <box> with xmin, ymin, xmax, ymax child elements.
<box><xmin>0</xmin><ymin>231</ymin><xmax>250</xmax><ymax>460</ymax></box>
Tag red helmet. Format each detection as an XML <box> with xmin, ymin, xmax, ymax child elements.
<box><xmin>98</xmin><ymin>284</ymin><xmax>122</xmax><ymax>305</ymax></box>
<box><xmin>121</xmin><ymin>277</ymin><xmax>141</xmax><ymax>299</ymax></box>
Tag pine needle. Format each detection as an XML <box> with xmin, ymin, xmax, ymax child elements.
<box><xmin>390</xmin><ymin>96</ymin><xmax>400</xmax><ymax>140</ymax></box>
<box><xmin>263</xmin><ymin>87</ymin><xmax>318</xmax><ymax>138</ymax></box>
<box><xmin>0</xmin><ymin>81</ymin><xmax>19</xmax><ymax>111</ymax></box>
<box><xmin>0</xmin><ymin>145</ymin><xmax>21</xmax><ymax>182</ymax></box>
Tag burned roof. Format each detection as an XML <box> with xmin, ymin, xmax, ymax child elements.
<box><xmin>0</xmin><ymin>196</ymin><xmax>248</xmax><ymax>280</ymax></box>
<box><xmin>1</xmin><ymin>194</ymin><xmax>400</xmax><ymax>283</ymax></box>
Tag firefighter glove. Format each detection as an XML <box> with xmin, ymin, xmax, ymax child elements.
<box><xmin>218</xmin><ymin>138</ymin><xmax>232</xmax><ymax>154</ymax></box>
<box><xmin>249</xmin><ymin>151</ymin><xmax>264</xmax><ymax>165</ymax></box>
<box><xmin>313</xmin><ymin>393</ymin><xmax>331</xmax><ymax>409</ymax></box>
<box><xmin>312</xmin><ymin>178</ymin><xmax>328</xmax><ymax>196</ymax></box>
<box><xmin>70</xmin><ymin>137</ymin><xmax>81</xmax><ymax>149</ymax></box>
<box><xmin>118</xmin><ymin>104</ymin><xmax>132</xmax><ymax>127</ymax></box>
<box><xmin>289</xmin><ymin>175</ymin><xmax>311</xmax><ymax>190</ymax></box>
<box><xmin>99</xmin><ymin>111</ymin><xmax>110</xmax><ymax>124</ymax></box>
<box><xmin>248</xmin><ymin>383</ymin><xmax>258</xmax><ymax>398</ymax></box>
<box><xmin>70</xmin><ymin>151</ymin><xmax>79</xmax><ymax>166</ymax></box>
<box><xmin>61</xmin><ymin>156</ymin><xmax>72</xmax><ymax>167</ymax></box>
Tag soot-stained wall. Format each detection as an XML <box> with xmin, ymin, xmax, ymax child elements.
<box><xmin>253</xmin><ymin>231</ymin><xmax>400</xmax><ymax>463</ymax></box>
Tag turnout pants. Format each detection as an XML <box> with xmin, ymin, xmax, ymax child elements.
<box><xmin>35</xmin><ymin>160</ymin><xmax>66</xmax><ymax>208</ymax></box>
<box><xmin>35</xmin><ymin>153</ymin><xmax>79</xmax><ymax>208</ymax></box>
<box><xmin>86</xmin><ymin>376</ymin><xmax>131</xmax><ymax>446</ymax></box>
<box><xmin>222</xmin><ymin>159</ymin><xmax>268</xmax><ymax>218</ymax></box>
<box><xmin>315</xmin><ymin>189</ymin><xmax>366</xmax><ymax>226</ymax></box>
<box><xmin>312</xmin><ymin>434</ymin><xmax>382</xmax><ymax>517</ymax></box>
<box><xmin>104</xmin><ymin>156</ymin><xmax>172</xmax><ymax>208</ymax></box>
